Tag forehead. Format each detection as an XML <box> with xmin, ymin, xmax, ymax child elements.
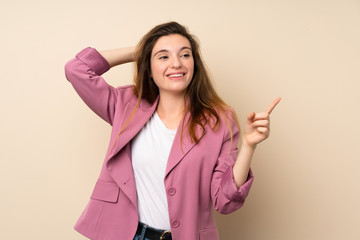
<box><xmin>152</xmin><ymin>34</ymin><xmax>191</xmax><ymax>54</ymax></box>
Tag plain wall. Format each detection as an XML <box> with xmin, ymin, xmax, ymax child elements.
<box><xmin>1</xmin><ymin>0</ymin><xmax>359</xmax><ymax>239</ymax></box>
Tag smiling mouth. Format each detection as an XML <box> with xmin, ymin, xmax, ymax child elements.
<box><xmin>167</xmin><ymin>73</ymin><xmax>185</xmax><ymax>78</ymax></box>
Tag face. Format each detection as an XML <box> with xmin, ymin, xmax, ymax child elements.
<box><xmin>150</xmin><ymin>34</ymin><xmax>194</xmax><ymax>97</ymax></box>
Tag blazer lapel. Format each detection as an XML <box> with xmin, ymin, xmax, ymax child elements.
<box><xmin>107</xmin><ymin>96</ymin><xmax>159</xmax><ymax>161</ymax></box>
<box><xmin>165</xmin><ymin>112</ymin><xmax>207</xmax><ymax>178</ymax></box>
<box><xmin>105</xmin><ymin>97</ymin><xmax>159</xmax><ymax>208</ymax></box>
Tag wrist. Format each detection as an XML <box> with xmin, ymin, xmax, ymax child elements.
<box><xmin>241</xmin><ymin>137</ymin><xmax>257</xmax><ymax>151</ymax></box>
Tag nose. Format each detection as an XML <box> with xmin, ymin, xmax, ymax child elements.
<box><xmin>171</xmin><ymin>57</ymin><xmax>182</xmax><ymax>69</ymax></box>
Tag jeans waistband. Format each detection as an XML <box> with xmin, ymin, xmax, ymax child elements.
<box><xmin>136</xmin><ymin>222</ymin><xmax>172</xmax><ymax>240</ymax></box>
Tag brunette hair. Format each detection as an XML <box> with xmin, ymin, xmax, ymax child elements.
<box><xmin>113</xmin><ymin>21</ymin><xmax>238</xmax><ymax>150</ymax></box>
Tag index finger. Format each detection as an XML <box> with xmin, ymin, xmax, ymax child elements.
<box><xmin>264</xmin><ymin>97</ymin><xmax>281</xmax><ymax>114</ymax></box>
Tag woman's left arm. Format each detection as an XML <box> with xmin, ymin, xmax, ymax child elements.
<box><xmin>233</xmin><ymin>97</ymin><xmax>281</xmax><ymax>188</ymax></box>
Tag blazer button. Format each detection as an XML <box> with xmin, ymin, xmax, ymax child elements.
<box><xmin>171</xmin><ymin>219</ymin><xmax>180</xmax><ymax>228</ymax></box>
<box><xmin>168</xmin><ymin>188</ymin><xmax>176</xmax><ymax>196</ymax></box>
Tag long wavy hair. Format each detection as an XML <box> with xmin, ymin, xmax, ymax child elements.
<box><xmin>112</xmin><ymin>21</ymin><xmax>238</xmax><ymax>150</ymax></box>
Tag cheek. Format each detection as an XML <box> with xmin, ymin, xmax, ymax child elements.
<box><xmin>151</xmin><ymin>63</ymin><xmax>166</xmax><ymax>77</ymax></box>
<box><xmin>187</xmin><ymin>61</ymin><xmax>195</xmax><ymax>77</ymax></box>
<box><xmin>150</xmin><ymin>61</ymin><xmax>156</xmax><ymax>77</ymax></box>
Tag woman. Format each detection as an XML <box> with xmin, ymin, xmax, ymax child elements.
<box><xmin>65</xmin><ymin>21</ymin><xmax>280</xmax><ymax>240</ymax></box>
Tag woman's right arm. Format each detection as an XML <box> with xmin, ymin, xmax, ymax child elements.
<box><xmin>99</xmin><ymin>47</ymin><xmax>136</xmax><ymax>68</ymax></box>
<box><xmin>65</xmin><ymin>47</ymin><xmax>135</xmax><ymax>125</ymax></box>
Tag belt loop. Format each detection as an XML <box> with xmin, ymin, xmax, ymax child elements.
<box><xmin>140</xmin><ymin>222</ymin><xmax>148</xmax><ymax>240</ymax></box>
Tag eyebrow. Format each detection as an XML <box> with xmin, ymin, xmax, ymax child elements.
<box><xmin>153</xmin><ymin>46</ymin><xmax>192</xmax><ymax>57</ymax></box>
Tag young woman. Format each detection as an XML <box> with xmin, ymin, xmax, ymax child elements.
<box><xmin>65</xmin><ymin>21</ymin><xmax>280</xmax><ymax>240</ymax></box>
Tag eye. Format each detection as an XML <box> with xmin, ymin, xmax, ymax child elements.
<box><xmin>159</xmin><ymin>55</ymin><xmax>168</xmax><ymax>60</ymax></box>
<box><xmin>181</xmin><ymin>53</ymin><xmax>192</xmax><ymax>58</ymax></box>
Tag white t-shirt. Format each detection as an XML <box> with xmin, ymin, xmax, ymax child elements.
<box><xmin>131</xmin><ymin>111</ymin><xmax>176</xmax><ymax>230</ymax></box>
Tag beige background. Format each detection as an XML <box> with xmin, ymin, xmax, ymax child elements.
<box><xmin>1</xmin><ymin>0</ymin><xmax>359</xmax><ymax>239</ymax></box>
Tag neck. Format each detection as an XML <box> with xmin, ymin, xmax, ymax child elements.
<box><xmin>156</xmin><ymin>91</ymin><xmax>186</xmax><ymax>129</ymax></box>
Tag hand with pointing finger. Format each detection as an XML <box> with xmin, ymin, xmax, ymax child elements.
<box><xmin>242</xmin><ymin>97</ymin><xmax>281</xmax><ymax>147</ymax></box>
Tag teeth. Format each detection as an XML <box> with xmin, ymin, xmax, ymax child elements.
<box><xmin>168</xmin><ymin>74</ymin><xmax>184</xmax><ymax>77</ymax></box>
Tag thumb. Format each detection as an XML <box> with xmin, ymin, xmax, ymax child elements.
<box><xmin>247</xmin><ymin>112</ymin><xmax>255</xmax><ymax>123</ymax></box>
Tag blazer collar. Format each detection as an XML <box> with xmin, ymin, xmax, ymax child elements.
<box><xmin>165</xmin><ymin>111</ymin><xmax>206</xmax><ymax>177</ymax></box>
<box><xmin>105</xmin><ymin>96</ymin><xmax>207</xmax><ymax>204</ymax></box>
<box><xmin>106</xmin><ymin>96</ymin><xmax>207</xmax><ymax>167</ymax></box>
<box><xmin>104</xmin><ymin>96</ymin><xmax>159</xmax><ymax>208</ymax></box>
<box><xmin>107</xmin><ymin>96</ymin><xmax>159</xmax><ymax>162</ymax></box>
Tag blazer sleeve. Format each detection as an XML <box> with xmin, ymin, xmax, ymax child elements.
<box><xmin>64</xmin><ymin>47</ymin><xmax>118</xmax><ymax>125</ymax></box>
<box><xmin>211</xmin><ymin>115</ymin><xmax>254</xmax><ymax>214</ymax></box>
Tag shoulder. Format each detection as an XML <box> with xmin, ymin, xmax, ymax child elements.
<box><xmin>115</xmin><ymin>84</ymin><xmax>136</xmax><ymax>101</ymax></box>
<box><xmin>202</xmin><ymin>106</ymin><xmax>240</xmax><ymax>147</ymax></box>
<box><xmin>115</xmin><ymin>85</ymin><xmax>157</xmax><ymax>110</ymax></box>
<box><xmin>209</xmin><ymin>106</ymin><xmax>239</xmax><ymax>132</ymax></box>
<box><xmin>116</xmin><ymin>84</ymin><xmax>135</xmax><ymax>93</ymax></box>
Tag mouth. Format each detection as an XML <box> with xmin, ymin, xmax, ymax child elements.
<box><xmin>166</xmin><ymin>73</ymin><xmax>186</xmax><ymax>79</ymax></box>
